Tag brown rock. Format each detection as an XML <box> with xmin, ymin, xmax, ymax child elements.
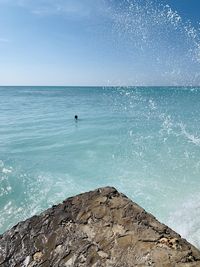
<box><xmin>0</xmin><ymin>187</ymin><xmax>200</xmax><ymax>267</ymax></box>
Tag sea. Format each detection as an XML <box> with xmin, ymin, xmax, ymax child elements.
<box><xmin>0</xmin><ymin>86</ymin><xmax>200</xmax><ymax>248</ymax></box>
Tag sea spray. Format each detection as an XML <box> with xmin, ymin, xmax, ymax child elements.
<box><xmin>105</xmin><ymin>0</ymin><xmax>200</xmax><ymax>85</ymax></box>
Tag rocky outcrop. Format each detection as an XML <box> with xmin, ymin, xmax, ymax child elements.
<box><xmin>0</xmin><ymin>187</ymin><xmax>200</xmax><ymax>267</ymax></box>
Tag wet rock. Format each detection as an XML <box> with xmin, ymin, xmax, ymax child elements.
<box><xmin>0</xmin><ymin>187</ymin><xmax>200</xmax><ymax>266</ymax></box>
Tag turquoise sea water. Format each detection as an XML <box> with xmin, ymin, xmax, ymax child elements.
<box><xmin>0</xmin><ymin>86</ymin><xmax>200</xmax><ymax>247</ymax></box>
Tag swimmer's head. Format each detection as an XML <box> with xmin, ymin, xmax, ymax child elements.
<box><xmin>74</xmin><ymin>115</ymin><xmax>78</xmax><ymax>120</ymax></box>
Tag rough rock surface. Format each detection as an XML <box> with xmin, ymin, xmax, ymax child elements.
<box><xmin>0</xmin><ymin>187</ymin><xmax>200</xmax><ymax>267</ymax></box>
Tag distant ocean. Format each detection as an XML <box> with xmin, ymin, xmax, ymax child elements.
<box><xmin>0</xmin><ymin>86</ymin><xmax>200</xmax><ymax>248</ymax></box>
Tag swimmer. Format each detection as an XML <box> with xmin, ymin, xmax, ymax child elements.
<box><xmin>74</xmin><ymin>115</ymin><xmax>78</xmax><ymax>121</ymax></box>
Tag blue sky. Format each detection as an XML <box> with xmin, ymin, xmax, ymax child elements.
<box><xmin>0</xmin><ymin>0</ymin><xmax>200</xmax><ymax>86</ymax></box>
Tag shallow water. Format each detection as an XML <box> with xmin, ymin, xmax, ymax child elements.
<box><xmin>0</xmin><ymin>86</ymin><xmax>200</xmax><ymax>248</ymax></box>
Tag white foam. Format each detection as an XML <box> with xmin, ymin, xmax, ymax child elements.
<box><xmin>2</xmin><ymin>168</ymin><xmax>12</xmax><ymax>174</ymax></box>
<box><xmin>180</xmin><ymin>123</ymin><xmax>200</xmax><ymax>146</ymax></box>
<box><xmin>0</xmin><ymin>160</ymin><xmax>12</xmax><ymax>174</ymax></box>
<box><xmin>167</xmin><ymin>194</ymin><xmax>200</xmax><ymax>249</ymax></box>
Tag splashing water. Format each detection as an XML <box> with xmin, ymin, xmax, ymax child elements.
<box><xmin>100</xmin><ymin>1</ymin><xmax>200</xmax><ymax>246</ymax></box>
<box><xmin>105</xmin><ymin>0</ymin><xmax>200</xmax><ymax>85</ymax></box>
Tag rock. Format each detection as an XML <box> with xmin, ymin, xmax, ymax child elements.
<box><xmin>0</xmin><ymin>187</ymin><xmax>200</xmax><ymax>267</ymax></box>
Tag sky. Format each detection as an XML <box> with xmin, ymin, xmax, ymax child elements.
<box><xmin>0</xmin><ymin>0</ymin><xmax>200</xmax><ymax>86</ymax></box>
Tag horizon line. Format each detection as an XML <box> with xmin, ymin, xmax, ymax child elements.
<box><xmin>0</xmin><ymin>85</ymin><xmax>200</xmax><ymax>88</ymax></box>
